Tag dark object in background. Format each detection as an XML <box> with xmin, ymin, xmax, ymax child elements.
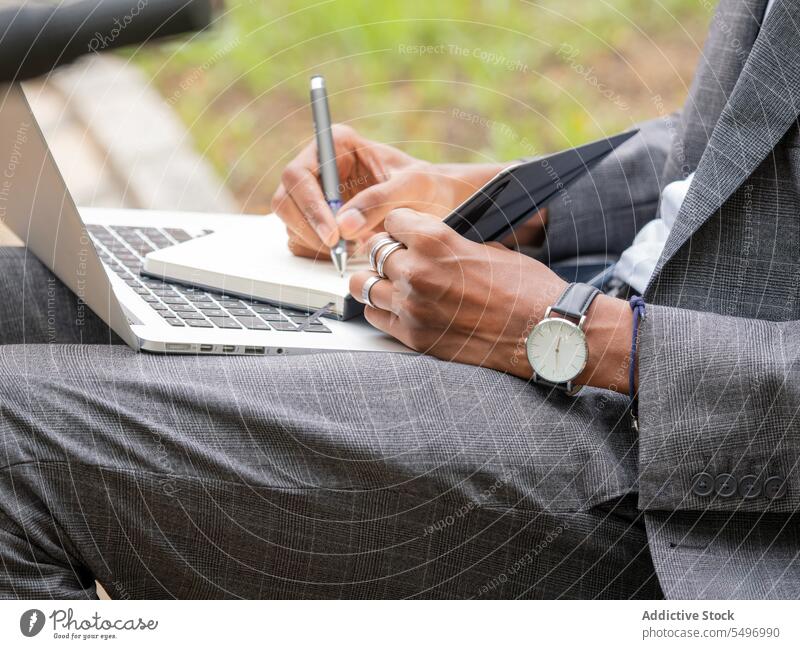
<box><xmin>0</xmin><ymin>0</ymin><xmax>213</xmax><ymax>81</ymax></box>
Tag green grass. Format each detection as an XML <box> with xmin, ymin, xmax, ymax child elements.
<box><xmin>134</xmin><ymin>0</ymin><xmax>710</xmax><ymax>212</ymax></box>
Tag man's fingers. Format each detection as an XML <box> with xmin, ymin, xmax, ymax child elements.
<box><xmin>273</xmin><ymin>184</ymin><xmax>327</xmax><ymax>251</ymax></box>
<box><xmin>363</xmin><ymin>305</ymin><xmax>396</xmax><ymax>334</ymax></box>
<box><xmin>337</xmin><ymin>179</ymin><xmax>401</xmax><ymax>239</ymax></box>
<box><xmin>280</xmin><ymin>164</ymin><xmax>339</xmax><ymax>247</ymax></box>
<box><xmin>349</xmin><ymin>271</ymin><xmax>396</xmax><ymax>312</ymax></box>
<box><xmin>288</xmin><ymin>228</ymin><xmax>364</xmax><ymax>260</ymax></box>
<box><xmin>365</xmin><ymin>233</ymin><xmax>412</xmax><ymax>280</ymax></box>
<box><xmin>286</xmin><ymin>230</ymin><xmax>328</xmax><ymax>259</ymax></box>
<box><xmin>384</xmin><ymin>207</ymin><xmax>452</xmax><ymax>249</ymax></box>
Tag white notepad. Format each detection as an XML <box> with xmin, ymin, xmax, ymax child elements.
<box><xmin>142</xmin><ymin>216</ymin><xmax>367</xmax><ymax>319</ymax></box>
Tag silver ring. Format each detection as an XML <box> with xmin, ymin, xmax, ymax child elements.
<box><xmin>369</xmin><ymin>236</ymin><xmax>396</xmax><ymax>272</ymax></box>
<box><xmin>361</xmin><ymin>275</ymin><xmax>382</xmax><ymax>308</ymax></box>
<box><xmin>376</xmin><ymin>241</ymin><xmax>405</xmax><ymax>278</ymax></box>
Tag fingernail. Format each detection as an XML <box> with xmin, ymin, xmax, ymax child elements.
<box><xmin>338</xmin><ymin>208</ymin><xmax>366</xmax><ymax>237</ymax></box>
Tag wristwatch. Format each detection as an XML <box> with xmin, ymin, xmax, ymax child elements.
<box><xmin>526</xmin><ymin>282</ymin><xmax>601</xmax><ymax>395</ymax></box>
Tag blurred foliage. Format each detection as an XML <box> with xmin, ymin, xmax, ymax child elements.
<box><xmin>134</xmin><ymin>0</ymin><xmax>710</xmax><ymax>212</ymax></box>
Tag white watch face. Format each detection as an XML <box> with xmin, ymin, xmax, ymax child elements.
<box><xmin>526</xmin><ymin>317</ymin><xmax>588</xmax><ymax>384</ymax></box>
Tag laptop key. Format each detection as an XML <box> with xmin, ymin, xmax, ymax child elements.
<box><xmin>151</xmin><ymin>304</ymin><xmax>170</xmax><ymax>311</ymax></box>
<box><xmin>186</xmin><ymin>319</ymin><xmax>213</xmax><ymax>328</ymax></box>
<box><xmin>187</xmin><ymin>294</ymin><xmax>213</xmax><ymax>303</ymax></box>
<box><xmin>226</xmin><ymin>308</ymin><xmax>251</xmax><ymax>316</ymax></box>
<box><xmin>259</xmin><ymin>313</ymin><xmax>289</xmax><ymax>322</ymax></box>
<box><xmin>171</xmin><ymin>304</ymin><xmax>198</xmax><ymax>313</ymax></box>
<box><xmin>142</xmin><ymin>296</ymin><xmax>159</xmax><ymax>303</ymax></box>
<box><xmin>149</xmin><ymin>237</ymin><xmax>173</xmax><ymax>250</ymax></box>
<box><xmin>236</xmin><ymin>317</ymin><xmax>271</xmax><ymax>330</ymax></box>
<box><xmin>270</xmin><ymin>321</ymin><xmax>298</xmax><ymax>331</ymax></box>
<box><xmin>165</xmin><ymin>319</ymin><xmax>186</xmax><ymax>327</ymax></box>
<box><xmin>251</xmin><ymin>305</ymin><xmax>279</xmax><ymax>314</ymax></box>
<box><xmin>198</xmin><ymin>309</ymin><xmax>225</xmax><ymax>318</ymax></box>
<box><xmin>207</xmin><ymin>317</ymin><xmax>242</xmax><ymax>329</ymax></box>
<box><xmin>282</xmin><ymin>308</ymin><xmax>309</xmax><ymax>318</ymax></box>
<box><xmin>180</xmin><ymin>312</ymin><xmax>207</xmax><ymax>320</ymax></box>
<box><xmin>162</xmin><ymin>297</ymin><xmax>189</xmax><ymax>305</ymax></box>
<box><xmin>218</xmin><ymin>300</ymin><xmax>246</xmax><ymax>308</ymax></box>
<box><xmin>301</xmin><ymin>323</ymin><xmax>332</xmax><ymax>333</ymax></box>
<box><xmin>166</xmin><ymin>228</ymin><xmax>192</xmax><ymax>243</ymax></box>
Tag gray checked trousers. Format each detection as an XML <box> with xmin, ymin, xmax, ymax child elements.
<box><xmin>0</xmin><ymin>247</ymin><xmax>662</xmax><ymax>599</ymax></box>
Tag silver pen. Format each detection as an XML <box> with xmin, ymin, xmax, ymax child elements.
<box><xmin>309</xmin><ymin>75</ymin><xmax>347</xmax><ymax>276</ymax></box>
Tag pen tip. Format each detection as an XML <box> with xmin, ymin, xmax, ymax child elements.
<box><xmin>330</xmin><ymin>247</ymin><xmax>346</xmax><ymax>276</ymax></box>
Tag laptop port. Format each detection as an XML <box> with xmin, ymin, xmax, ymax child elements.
<box><xmin>165</xmin><ymin>343</ymin><xmax>192</xmax><ymax>352</ymax></box>
<box><xmin>222</xmin><ymin>345</ymin><xmax>236</xmax><ymax>353</ymax></box>
<box><xmin>244</xmin><ymin>346</ymin><xmax>265</xmax><ymax>355</ymax></box>
<box><xmin>200</xmin><ymin>344</ymin><xmax>213</xmax><ymax>352</ymax></box>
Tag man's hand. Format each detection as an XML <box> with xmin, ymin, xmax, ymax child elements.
<box><xmin>272</xmin><ymin>124</ymin><xmax>542</xmax><ymax>259</ymax></box>
<box><xmin>350</xmin><ymin>208</ymin><xmax>634</xmax><ymax>393</ymax></box>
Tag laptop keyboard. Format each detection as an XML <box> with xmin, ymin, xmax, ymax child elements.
<box><xmin>86</xmin><ymin>224</ymin><xmax>332</xmax><ymax>333</ymax></box>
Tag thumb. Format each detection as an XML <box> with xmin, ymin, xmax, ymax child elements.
<box><xmin>336</xmin><ymin>179</ymin><xmax>405</xmax><ymax>240</ymax></box>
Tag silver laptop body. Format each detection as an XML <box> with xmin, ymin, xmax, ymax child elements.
<box><xmin>0</xmin><ymin>83</ymin><xmax>406</xmax><ymax>356</ymax></box>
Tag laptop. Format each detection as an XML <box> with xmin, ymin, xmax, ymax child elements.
<box><xmin>0</xmin><ymin>82</ymin><xmax>407</xmax><ymax>356</ymax></box>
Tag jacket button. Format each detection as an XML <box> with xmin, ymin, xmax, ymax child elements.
<box><xmin>691</xmin><ymin>472</ymin><xmax>714</xmax><ymax>497</ymax></box>
<box><xmin>738</xmin><ymin>474</ymin><xmax>761</xmax><ymax>499</ymax></box>
<box><xmin>715</xmin><ymin>473</ymin><xmax>737</xmax><ymax>498</ymax></box>
<box><xmin>764</xmin><ymin>476</ymin><xmax>787</xmax><ymax>499</ymax></box>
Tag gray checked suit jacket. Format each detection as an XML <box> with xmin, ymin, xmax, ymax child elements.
<box><xmin>546</xmin><ymin>0</ymin><xmax>800</xmax><ymax>598</ymax></box>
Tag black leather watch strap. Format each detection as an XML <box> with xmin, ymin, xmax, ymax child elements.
<box><xmin>550</xmin><ymin>282</ymin><xmax>601</xmax><ymax>321</ymax></box>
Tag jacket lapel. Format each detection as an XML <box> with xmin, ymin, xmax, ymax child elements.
<box><xmin>649</xmin><ymin>0</ymin><xmax>800</xmax><ymax>287</ymax></box>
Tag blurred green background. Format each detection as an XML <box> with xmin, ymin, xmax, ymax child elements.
<box><xmin>135</xmin><ymin>0</ymin><xmax>710</xmax><ymax>213</ymax></box>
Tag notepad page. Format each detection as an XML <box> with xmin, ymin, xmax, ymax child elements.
<box><xmin>144</xmin><ymin>215</ymin><xmax>368</xmax><ymax>306</ymax></box>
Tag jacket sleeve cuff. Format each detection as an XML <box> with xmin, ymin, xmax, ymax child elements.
<box><xmin>636</xmin><ymin>304</ymin><xmax>799</xmax><ymax>513</ymax></box>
